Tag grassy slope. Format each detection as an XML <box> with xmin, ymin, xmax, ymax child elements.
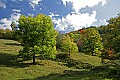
<box><xmin>0</xmin><ymin>39</ymin><xmax>111</xmax><ymax>80</ymax></box>
<box><xmin>0</xmin><ymin>39</ymin><xmax>72</xmax><ymax>80</ymax></box>
<box><xmin>70</xmin><ymin>52</ymin><xmax>101</xmax><ymax>66</ymax></box>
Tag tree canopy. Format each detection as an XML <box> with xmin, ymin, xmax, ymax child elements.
<box><xmin>18</xmin><ymin>14</ymin><xmax>58</xmax><ymax>64</ymax></box>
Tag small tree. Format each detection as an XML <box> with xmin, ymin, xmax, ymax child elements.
<box><xmin>0</xmin><ymin>29</ymin><xmax>4</xmax><ymax>38</ymax></box>
<box><xmin>61</xmin><ymin>35</ymin><xmax>78</xmax><ymax>56</ymax></box>
<box><xmin>18</xmin><ymin>14</ymin><xmax>58</xmax><ymax>64</ymax></box>
<box><xmin>56</xmin><ymin>33</ymin><xmax>63</xmax><ymax>49</ymax></box>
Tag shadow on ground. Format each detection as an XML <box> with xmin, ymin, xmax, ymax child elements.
<box><xmin>20</xmin><ymin>63</ymin><xmax>120</xmax><ymax>80</ymax></box>
<box><xmin>19</xmin><ymin>70</ymin><xmax>104</xmax><ymax>80</ymax></box>
<box><xmin>0</xmin><ymin>52</ymin><xmax>30</xmax><ymax>68</ymax></box>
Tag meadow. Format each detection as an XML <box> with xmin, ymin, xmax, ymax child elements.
<box><xmin>0</xmin><ymin>39</ymin><xmax>119</xmax><ymax>80</ymax></box>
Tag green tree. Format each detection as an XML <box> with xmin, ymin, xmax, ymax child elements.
<box><xmin>112</xmin><ymin>35</ymin><xmax>120</xmax><ymax>52</ymax></box>
<box><xmin>99</xmin><ymin>14</ymin><xmax>120</xmax><ymax>53</ymax></box>
<box><xmin>106</xmin><ymin>15</ymin><xmax>120</xmax><ymax>53</ymax></box>
<box><xmin>0</xmin><ymin>29</ymin><xmax>4</xmax><ymax>38</ymax></box>
<box><xmin>61</xmin><ymin>35</ymin><xmax>78</xmax><ymax>56</ymax></box>
<box><xmin>56</xmin><ymin>33</ymin><xmax>63</xmax><ymax>49</ymax></box>
<box><xmin>68</xmin><ymin>31</ymin><xmax>82</xmax><ymax>52</ymax></box>
<box><xmin>81</xmin><ymin>28</ymin><xmax>103</xmax><ymax>56</ymax></box>
<box><xmin>18</xmin><ymin>14</ymin><xmax>58</xmax><ymax>64</ymax></box>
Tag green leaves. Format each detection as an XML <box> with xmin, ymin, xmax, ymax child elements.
<box><xmin>99</xmin><ymin>15</ymin><xmax>120</xmax><ymax>53</ymax></box>
<box><xmin>60</xmin><ymin>35</ymin><xmax>78</xmax><ymax>55</ymax></box>
<box><xmin>18</xmin><ymin>14</ymin><xmax>58</xmax><ymax>63</ymax></box>
<box><xmin>81</xmin><ymin>28</ymin><xmax>103</xmax><ymax>55</ymax></box>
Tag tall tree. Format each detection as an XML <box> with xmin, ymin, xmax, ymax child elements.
<box><xmin>18</xmin><ymin>14</ymin><xmax>58</xmax><ymax>64</ymax></box>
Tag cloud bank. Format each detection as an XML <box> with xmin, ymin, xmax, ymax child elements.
<box><xmin>62</xmin><ymin>0</ymin><xmax>107</xmax><ymax>12</ymax></box>
<box><xmin>50</xmin><ymin>0</ymin><xmax>107</xmax><ymax>32</ymax></box>
<box><xmin>50</xmin><ymin>11</ymin><xmax>97</xmax><ymax>32</ymax></box>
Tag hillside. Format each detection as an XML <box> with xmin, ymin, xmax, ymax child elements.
<box><xmin>0</xmin><ymin>39</ymin><xmax>119</xmax><ymax>80</ymax></box>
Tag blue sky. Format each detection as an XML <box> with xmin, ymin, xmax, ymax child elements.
<box><xmin>0</xmin><ymin>0</ymin><xmax>120</xmax><ymax>33</ymax></box>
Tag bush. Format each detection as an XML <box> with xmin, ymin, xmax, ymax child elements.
<box><xmin>66</xmin><ymin>59</ymin><xmax>93</xmax><ymax>69</ymax></box>
<box><xmin>56</xmin><ymin>53</ymin><xmax>70</xmax><ymax>62</ymax></box>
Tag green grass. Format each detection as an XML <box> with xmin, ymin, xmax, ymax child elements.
<box><xmin>0</xmin><ymin>39</ymin><xmax>72</xmax><ymax>80</ymax></box>
<box><xmin>70</xmin><ymin>52</ymin><xmax>102</xmax><ymax>66</ymax></box>
<box><xmin>0</xmin><ymin>39</ymin><xmax>116</xmax><ymax>80</ymax></box>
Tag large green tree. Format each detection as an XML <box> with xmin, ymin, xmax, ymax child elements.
<box><xmin>18</xmin><ymin>14</ymin><xmax>58</xmax><ymax>64</ymax></box>
<box><xmin>81</xmin><ymin>28</ymin><xmax>103</xmax><ymax>56</ymax></box>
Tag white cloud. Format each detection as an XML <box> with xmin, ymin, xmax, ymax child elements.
<box><xmin>39</xmin><ymin>8</ymin><xmax>42</xmax><ymax>10</ymax></box>
<box><xmin>12</xmin><ymin>9</ymin><xmax>21</xmax><ymax>13</ymax></box>
<box><xmin>31</xmin><ymin>0</ymin><xmax>42</xmax><ymax>4</ymax></box>
<box><xmin>49</xmin><ymin>12</ymin><xmax>60</xmax><ymax>17</ymax></box>
<box><xmin>28</xmin><ymin>13</ymin><xmax>34</xmax><ymax>16</ymax></box>
<box><xmin>0</xmin><ymin>18</ymin><xmax>12</xmax><ymax>29</ymax></box>
<box><xmin>10</xmin><ymin>13</ymin><xmax>21</xmax><ymax>21</ymax></box>
<box><xmin>62</xmin><ymin>0</ymin><xmax>107</xmax><ymax>12</ymax></box>
<box><xmin>0</xmin><ymin>2</ymin><xmax>6</xmax><ymax>8</ymax></box>
<box><xmin>29</xmin><ymin>0</ymin><xmax>42</xmax><ymax>8</ymax></box>
<box><xmin>49</xmin><ymin>0</ymin><xmax>108</xmax><ymax>32</ymax></box>
<box><xmin>50</xmin><ymin>11</ymin><xmax>97</xmax><ymax>32</ymax></box>
<box><xmin>0</xmin><ymin>13</ymin><xmax>21</xmax><ymax>29</ymax></box>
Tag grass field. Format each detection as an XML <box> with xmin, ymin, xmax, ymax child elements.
<box><xmin>0</xmin><ymin>39</ymin><xmax>116</xmax><ymax>80</ymax></box>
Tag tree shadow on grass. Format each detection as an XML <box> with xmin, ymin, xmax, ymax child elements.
<box><xmin>19</xmin><ymin>70</ymin><xmax>103</xmax><ymax>80</ymax></box>
<box><xmin>0</xmin><ymin>52</ymin><xmax>30</xmax><ymax>68</ymax></box>
<box><xmin>20</xmin><ymin>64</ymin><xmax>120</xmax><ymax>80</ymax></box>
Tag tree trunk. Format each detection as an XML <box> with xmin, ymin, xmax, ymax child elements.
<box><xmin>91</xmin><ymin>46</ymin><xmax>94</xmax><ymax>56</ymax></box>
<box><xmin>33</xmin><ymin>54</ymin><xmax>35</xmax><ymax>64</ymax></box>
<box><xmin>91</xmin><ymin>51</ymin><xmax>94</xmax><ymax>56</ymax></box>
<box><xmin>69</xmin><ymin>47</ymin><xmax>70</xmax><ymax>57</ymax></box>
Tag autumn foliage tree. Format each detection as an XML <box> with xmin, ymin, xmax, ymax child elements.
<box><xmin>18</xmin><ymin>14</ymin><xmax>58</xmax><ymax>64</ymax></box>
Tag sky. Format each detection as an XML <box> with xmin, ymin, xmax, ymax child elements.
<box><xmin>0</xmin><ymin>0</ymin><xmax>120</xmax><ymax>33</ymax></box>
